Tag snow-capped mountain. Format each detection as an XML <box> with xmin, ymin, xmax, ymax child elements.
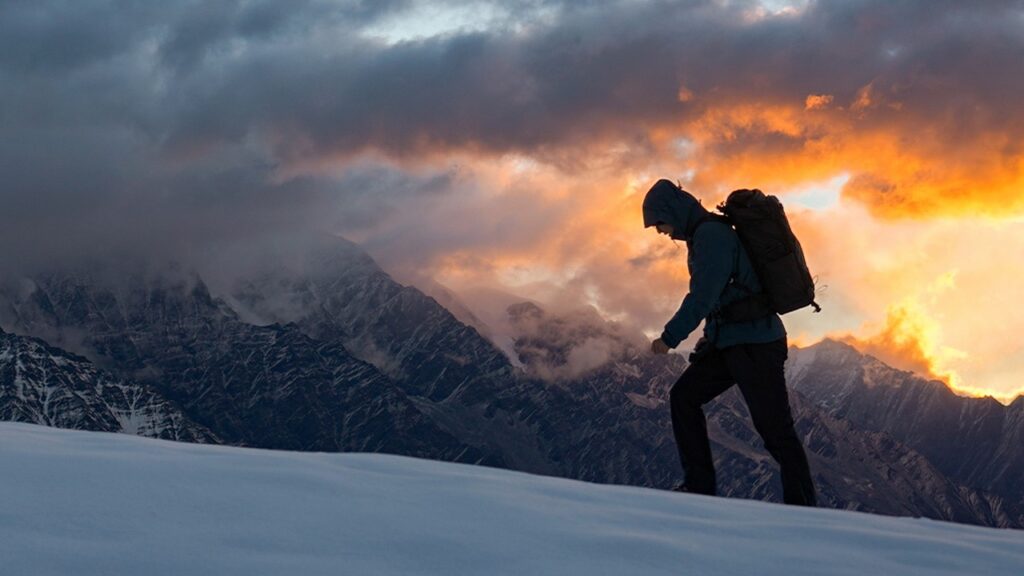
<box><xmin>0</xmin><ymin>268</ymin><xmax>482</xmax><ymax>461</ymax></box>
<box><xmin>227</xmin><ymin>235</ymin><xmax>515</xmax><ymax>402</ymax></box>
<box><xmin>1</xmin><ymin>237</ymin><xmax>1021</xmax><ymax>528</ymax></box>
<box><xmin>788</xmin><ymin>339</ymin><xmax>1024</xmax><ymax>526</ymax></box>
<box><xmin>0</xmin><ymin>327</ymin><xmax>213</xmax><ymax>442</ymax></box>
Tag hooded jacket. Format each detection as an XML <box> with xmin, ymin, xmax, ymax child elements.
<box><xmin>642</xmin><ymin>179</ymin><xmax>786</xmax><ymax>349</ymax></box>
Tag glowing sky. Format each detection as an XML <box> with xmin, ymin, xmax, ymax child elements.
<box><xmin>2</xmin><ymin>0</ymin><xmax>1023</xmax><ymax>401</ymax></box>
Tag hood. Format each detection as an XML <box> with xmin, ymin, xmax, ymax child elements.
<box><xmin>641</xmin><ymin>179</ymin><xmax>709</xmax><ymax>241</ymax></box>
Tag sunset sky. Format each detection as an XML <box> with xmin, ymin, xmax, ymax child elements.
<box><xmin>2</xmin><ymin>0</ymin><xmax>1023</xmax><ymax>401</ymax></box>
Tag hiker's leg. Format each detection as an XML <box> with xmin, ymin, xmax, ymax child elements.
<box><xmin>669</xmin><ymin>350</ymin><xmax>734</xmax><ymax>495</ymax></box>
<box><xmin>727</xmin><ymin>338</ymin><xmax>817</xmax><ymax>506</ymax></box>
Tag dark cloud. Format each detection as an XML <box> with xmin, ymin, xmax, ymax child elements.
<box><xmin>2</xmin><ymin>0</ymin><xmax>1023</xmax><ymax>274</ymax></box>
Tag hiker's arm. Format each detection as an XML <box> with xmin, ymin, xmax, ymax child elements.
<box><xmin>661</xmin><ymin>225</ymin><xmax>735</xmax><ymax>348</ymax></box>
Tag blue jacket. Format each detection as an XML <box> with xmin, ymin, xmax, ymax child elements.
<box><xmin>642</xmin><ymin>180</ymin><xmax>786</xmax><ymax>349</ymax></box>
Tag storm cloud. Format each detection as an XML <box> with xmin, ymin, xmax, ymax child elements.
<box><xmin>5</xmin><ymin>0</ymin><xmax>1023</xmax><ymax>255</ymax></box>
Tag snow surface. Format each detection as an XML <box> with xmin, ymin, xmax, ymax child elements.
<box><xmin>2</xmin><ymin>422</ymin><xmax>1022</xmax><ymax>576</ymax></box>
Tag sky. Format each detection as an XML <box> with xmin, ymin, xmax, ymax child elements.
<box><xmin>2</xmin><ymin>0</ymin><xmax>1023</xmax><ymax>401</ymax></box>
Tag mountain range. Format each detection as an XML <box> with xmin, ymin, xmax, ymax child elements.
<box><xmin>1</xmin><ymin>236</ymin><xmax>1020</xmax><ymax>528</ymax></box>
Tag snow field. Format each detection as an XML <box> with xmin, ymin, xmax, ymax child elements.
<box><xmin>2</xmin><ymin>422</ymin><xmax>1022</xmax><ymax>576</ymax></box>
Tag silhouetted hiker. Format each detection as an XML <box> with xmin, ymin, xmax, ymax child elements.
<box><xmin>642</xmin><ymin>179</ymin><xmax>817</xmax><ymax>507</ymax></box>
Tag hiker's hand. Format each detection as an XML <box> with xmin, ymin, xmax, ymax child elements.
<box><xmin>651</xmin><ymin>338</ymin><xmax>670</xmax><ymax>355</ymax></box>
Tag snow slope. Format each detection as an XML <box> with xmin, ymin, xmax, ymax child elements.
<box><xmin>2</xmin><ymin>422</ymin><xmax>1022</xmax><ymax>576</ymax></box>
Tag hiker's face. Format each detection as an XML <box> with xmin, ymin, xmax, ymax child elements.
<box><xmin>655</xmin><ymin>223</ymin><xmax>674</xmax><ymax>236</ymax></box>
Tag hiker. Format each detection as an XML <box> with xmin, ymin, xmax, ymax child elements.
<box><xmin>642</xmin><ymin>179</ymin><xmax>817</xmax><ymax>507</ymax></box>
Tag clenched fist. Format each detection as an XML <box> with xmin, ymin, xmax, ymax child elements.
<box><xmin>651</xmin><ymin>338</ymin><xmax>671</xmax><ymax>355</ymax></box>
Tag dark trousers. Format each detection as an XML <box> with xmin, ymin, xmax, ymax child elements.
<box><xmin>669</xmin><ymin>337</ymin><xmax>817</xmax><ymax>506</ymax></box>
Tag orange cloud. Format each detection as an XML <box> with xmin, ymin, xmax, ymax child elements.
<box><xmin>804</xmin><ymin>94</ymin><xmax>833</xmax><ymax>111</ymax></box>
<box><xmin>676</xmin><ymin>98</ymin><xmax>1024</xmax><ymax>220</ymax></box>
<box><xmin>837</xmin><ymin>303</ymin><xmax>962</xmax><ymax>386</ymax></box>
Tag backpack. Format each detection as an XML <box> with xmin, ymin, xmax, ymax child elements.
<box><xmin>715</xmin><ymin>189</ymin><xmax>821</xmax><ymax>317</ymax></box>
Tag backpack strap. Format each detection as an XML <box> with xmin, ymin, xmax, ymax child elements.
<box><xmin>701</xmin><ymin>216</ymin><xmax>774</xmax><ymax>324</ymax></box>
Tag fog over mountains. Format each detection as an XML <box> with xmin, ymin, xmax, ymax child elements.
<box><xmin>1</xmin><ymin>236</ymin><xmax>1021</xmax><ymax>528</ymax></box>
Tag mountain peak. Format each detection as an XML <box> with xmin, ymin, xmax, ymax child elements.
<box><xmin>795</xmin><ymin>337</ymin><xmax>930</xmax><ymax>379</ymax></box>
<box><xmin>802</xmin><ymin>336</ymin><xmax>868</xmax><ymax>354</ymax></box>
